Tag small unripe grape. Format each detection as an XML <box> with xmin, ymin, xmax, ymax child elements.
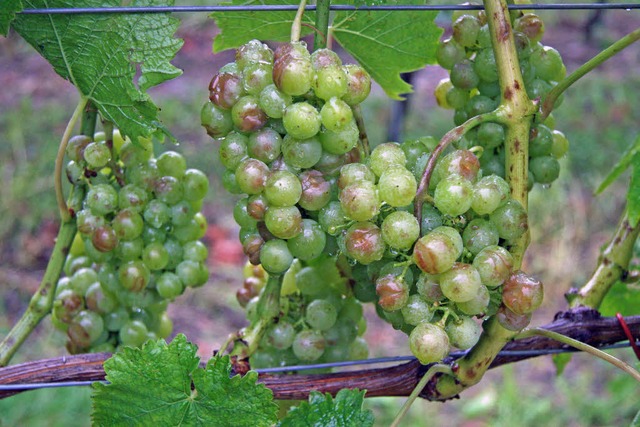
<box><xmin>434</xmin><ymin>78</ymin><xmax>454</xmax><ymax>109</ymax></box>
<box><xmin>281</xmin><ymin>135</ymin><xmax>323</xmax><ymax>169</ymax></box>
<box><xmin>456</xmin><ymin>284</ymin><xmax>490</xmax><ymax>316</ymax></box>
<box><xmin>119</xmin><ymin>320</ymin><xmax>149</xmax><ymax>348</ymax></box>
<box><xmin>236</xmin><ymin>39</ymin><xmax>273</xmax><ymax>70</ymax></box>
<box><xmin>436</xmin><ymin>38</ymin><xmax>466</xmax><ymax>70</ymax></box>
<box><xmin>368</xmin><ymin>143</ymin><xmax>406</xmax><ymax>177</ymax></box>
<box><xmin>68</xmin><ymin>310</ymin><xmax>104</xmax><ymax>348</ymax></box>
<box><xmin>445</xmin><ymin>316</ymin><xmax>482</xmax><ymax>349</ymax></box>
<box><xmin>381</xmin><ymin>210</ymin><xmax>420</xmax><ymax>251</ymax></box>
<box><xmin>266</xmin><ymin>321</ymin><xmax>296</xmax><ymax>350</ymax></box>
<box><xmin>182</xmin><ymin>169</ymin><xmax>209</xmax><ymax>202</ymax></box>
<box><xmin>157</xmin><ymin>151</ymin><xmax>187</xmax><ymax>179</ymax></box>
<box><xmin>502</xmin><ymin>270</ymin><xmax>544</xmax><ymax>315</ymax></box>
<box><xmin>319</xmin><ymin>120</ymin><xmax>359</xmax><ymax>155</ymax></box>
<box><xmin>344</xmin><ymin>222</ymin><xmax>386</xmax><ymax>265</ymax></box>
<box><xmin>283</xmin><ymin>102</ymin><xmax>322</xmax><ymax>140</ymax></box>
<box><xmin>66</xmin><ymin>135</ymin><xmax>92</xmax><ymax>162</ymax></box>
<box><xmin>378</xmin><ymin>167</ymin><xmax>417</xmax><ymax>207</ymax></box>
<box><xmin>439</xmin><ymin>263</ymin><xmax>482</xmax><ymax>302</ymax></box>
<box><xmin>118</xmin><ymin>184</ymin><xmax>148</xmax><ymax>213</ymax></box>
<box><xmin>83</xmin><ymin>141</ymin><xmax>111</xmax><ymax>169</ymax></box>
<box><xmin>209</xmin><ymin>72</ymin><xmax>244</xmax><ymax>109</ymax></box>
<box><xmin>413</xmin><ymin>227</ymin><xmax>462</xmax><ymax>274</ymax></box>
<box><xmin>112</xmin><ymin>208</ymin><xmax>144</xmax><ymax>241</ymax></box>
<box><xmin>550</xmin><ymin>130</ymin><xmax>569</xmax><ymax>159</ymax></box>
<box><xmin>118</xmin><ymin>260</ymin><xmax>151</xmax><ymax>292</ymax></box>
<box><xmin>338</xmin><ymin>163</ymin><xmax>376</xmax><ymax>189</ymax></box>
<box><xmin>305</xmin><ymin>299</ymin><xmax>338</xmax><ymax>331</ymax></box>
<box><xmin>416</xmin><ymin>273</ymin><xmax>445</xmax><ymax>302</ymax></box>
<box><xmin>433</xmin><ymin>150</ymin><xmax>480</xmax><ymax>185</ymax></box>
<box><xmin>318</xmin><ymin>201</ymin><xmax>348</xmax><ymax>235</ymax></box>
<box><xmin>313</xmin><ymin>65</ymin><xmax>348</xmax><ymax>100</ymax></box>
<box><xmin>434</xmin><ymin>175</ymin><xmax>474</xmax><ymax>216</ymax></box>
<box><xmin>311</xmin><ymin>48</ymin><xmax>342</xmax><ymax>69</ymax></box>
<box><xmin>231</xmin><ymin>96</ymin><xmax>268</xmax><ymax>132</ymax></box>
<box><xmin>201</xmin><ymin>100</ymin><xmax>233</xmax><ymax>138</ymax></box>
<box><xmin>496</xmin><ymin>304</ymin><xmax>532</xmax><ymax>331</ymax></box>
<box><xmin>490</xmin><ymin>200</ymin><xmax>528</xmax><ymax>241</ymax></box>
<box><xmin>401</xmin><ymin>294</ymin><xmax>432</xmax><ymax>326</ymax></box>
<box><xmin>144</xmin><ymin>200</ymin><xmax>171</xmax><ymax>229</ymax></box>
<box><xmin>264</xmin><ymin>206</ymin><xmax>302</xmax><ymax>239</ymax></box>
<box><xmin>339</xmin><ymin>180</ymin><xmax>379</xmax><ymax>222</ymax></box>
<box><xmin>529</xmin><ymin>124</ymin><xmax>553</xmax><ymax>158</ymax></box>
<box><xmin>259</xmin><ymin>239</ymin><xmax>294</xmax><ymax>274</ymax></box>
<box><xmin>450</xmin><ymin>59</ymin><xmax>480</xmax><ymax>90</ymax></box>
<box><xmin>472</xmin><ymin>175</ymin><xmax>510</xmax><ymax>215</ymax></box>
<box><xmin>514</xmin><ymin>13</ymin><xmax>545</xmax><ymax>43</ymax></box>
<box><xmin>409</xmin><ymin>322</ymin><xmax>450</xmax><ymax>364</ymax></box>
<box><xmin>376</xmin><ymin>274</ymin><xmax>410</xmax><ymax>312</ymax></box>
<box><xmin>273</xmin><ymin>42</ymin><xmax>313</xmax><ymax>96</ymax></box>
<box><xmin>86</xmin><ymin>184</ymin><xmax>119</xmax><ymax>216</ymax></box>
<box><xmin>342</xmin><ymin>64</ymin><xmax>371</xmax><ymax>105</ymax></box>
<box><xmin>529</xmin><ymin>156</ymin><xmax>560</xmax><ymax>184</ymax></box>
<box><xmin>156</xmin><ymin>272</ymin><xmax>184</xmax><ymax>299</ymax></box>
<box><xmin>235</xmin><ymin>158</ymin><xmax>269</xmax><ymax>195</ymax></box>
<box><xmin>462</xmin><ymin>218</ymin><xmax>499</xmax><ymax>256</ymax></box>
<box><xmin>258</xmin><ymin>84</ymin><xmax>292</xmax><ymax>119</ymax></box>
<box><xmin>474</xmin><ymin>48</ymin><xmax>498</xmax><ymax>82</ymax></box>
<box><xmin>292</xmin><ymin>329</ymin><xmax>325</xmax><ymax>361</ymax></box>
<box><xmin>264</xmin><ymin>170</ymin><xmax>302</xmax><ymax>207</ymax></box>
<box><xmin>320</xmin><ymin>97</ymin><xmax>354</xmax><ymax>131</ymax></box>
<box><xmin>242</xmin><ymin>62</ymin><xmax>273</xmax><ymax>95</ymax></box>
<box><xmin>153</xmin><ymin>176</ymin><xmax>184</xmax><ymax>205</ymax></box>
<box><xmin>452</xmin><ymin>14</ymin><xmax>481</xmax><ymax>47</ymax></box>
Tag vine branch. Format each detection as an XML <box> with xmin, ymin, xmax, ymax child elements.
<box><xmin>0</xmin><ymin>309</ymin><xmax>636</xmax><ymax>400</ymax></box>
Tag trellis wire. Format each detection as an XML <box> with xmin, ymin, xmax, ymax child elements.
<box><xmin>17</xmin><ymin>3</ymin><xmax>640</xmax><ymax>15</ymax></box>
<box><xmin>0</xmin><ymin>341</ymin><xmax>634</xmax><ymax>392</ymax></box>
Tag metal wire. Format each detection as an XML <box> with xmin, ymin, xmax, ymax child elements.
<box><xmin>0</xmin><ymin>341</ymin><xmax>634</xmax><ymax>392</ymax></box>
<box><xmin>16</xmin><ymin>3</ymin><xmax>640</xmax><ymax>15</ymax></box>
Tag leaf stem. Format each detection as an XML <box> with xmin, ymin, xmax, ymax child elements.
<box><xmin>540</xmin><ymin>27</ymin><xmax>640</xmax><ymax>121</ymax></box>
<box><xmin>0</xmin><ymin>220</ymin><xmax>78</xmax><ymax>366</ymax></box>
<box><xmin>54</xmin><ymin>97</ymin><xmax>88</xmax><ymax>222</ymax></box>
<box><xmin>414</xmin><ymin>111</ymin><xmax>500</xmax><ymax>229</ymax></box>
<box><xmin>313</xmin><ymin>0</ymin><xmax>331</xmax><ymax>50</ymax></box>
<box><xmin>570</xmin><ymin>208</ymin><xmax>640</xmax><ymax>309</ymax></box>
<box><xmin>517</xmin><ymin>327</ymin><xmax>640</xmax><ymax>382</ymax></box>
<box><xmin>390</xmin><ymin>364</ymin><xmax>452</xmax><ymax>427</ymax></box>
<box><xmin>291</xmin><ymin>0</ymin><xmax>308</xmax><ymax>43</ymax></box>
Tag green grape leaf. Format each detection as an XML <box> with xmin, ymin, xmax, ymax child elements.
<box><xmin>551</xmin><ymin>353</ymin><xmax>572</xmax><ymax>376</ymax></box>
<box><xmin>211</xmin><ymin>0</ymin><xmax>315</xmax><ymax>53</ymax></box>
<box><xmin>628</xmin><ymin>153</ymin><xmax>640</xmax><ymax>227</ymax></box>
<box><xmin>92</xmin><ymin>334</ymin><xmax>278</xmax><ymax>426</ymax></box>
<box><xmin>0</xmin><ymin>0</ymin><xmax>22</xmax><ymax>36</ymax></box>
<box><xmin>278</xmin><ymin>389</ymin><xmax>374</xmax><ymax>427</ymax></box>
<box><xmin>596</xmin><ymin>135</ymin><xmax>640</xmax><ymax>195</ymax></box>
<box><xmin>11</xmin><ymin>0</ymin><xmax>183</xmax><ymax>141</ymax></box>
<box><xmin>599</xmin><ymin>281</ymin><xmax>640</xmax><ymax>317</ymax></box>
<box><xmin>331</xmin><ymin>2</ymin><xmax>442</xmax><ymax>99</ymax></box>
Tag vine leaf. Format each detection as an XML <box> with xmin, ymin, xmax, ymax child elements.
<box><xmin>0</xmin><ymin>0</ymin><xmax>22</xmax><ymax>36</ymax></box>
<box><xmin>211</xmin><ymin>0</ymin><xmax>315</xmax><ymax>53</ymax></box>
<box><xmin>551</xmin><ymin>353</ymin><xmax>572</xmax><ymax>376</ymax></box>
<box><xmin>91</xmin><ymin>334</ymin><xmax>278</xmax><ymax>427</ymax></box>
<box><xmin>331</xmin><ymin>2</ymin><xmax>442</xmax><ymax>99</ymax></box>
<box><xmin>11</xmin><ymin>0</ymin><xmax>183</xmax><ymax>141</ymax></box>
<box><xmin>278</xmin><ymin>389</ymin><xmax>374</xmax><ymax>427</ymax></box>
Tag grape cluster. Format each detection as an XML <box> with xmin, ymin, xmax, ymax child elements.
<box><xmin>240</xmin><ymin>258</ymin><xmax>368</xmax><ymax>369</ymax></box>
<box><xmin>434</xmin><ymin>8</ymin><xmax>570</xmax><ymax>188</ymax></box>
<box><xmin>52</xmin><ymin>130</ymin><xmax>210</xmax><ymax>353</ymax></box>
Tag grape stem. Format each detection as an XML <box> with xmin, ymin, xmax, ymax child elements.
<box><xmin>390</xmin><ymin>364</ymin><xmax>452</xmax><ymax>427</ymax></box>
<box><xmin>54</xmin><ymin>97</ymin><xmax>88</xmax><ymax>222</ymax></box>
<box><xmin>291</xmin><ymin>0</ymin><xmax>307</xmax><ymax>43</ymax></box>
<box><xmin>414</xmin><ymin>110</ymin><xmax>500</xmax><ymax>229</ymax></box>
<box><xmin>353</xmin><ymin>105</ymin><xmax>371</xmax><ymax>159</ymax></box>
<box><xmin>516</xmin><ymin>327</ymin><xmax>640</xmax><ymax>382</ymax></box>
<box><xmin>569</xmin><ymin>208</ymin><xmax>640</xmax><ymax>309</ymax></box>
<box><xmin>313</xmin><ymin>0</ymin><xmax>331</xmax><ymax>50</ymax></box>
<box><xmin>540</xmin><ymin>26</ymin><xmax>640</xmax><ymax>121</ymax></box>
<box><xmin>0</xmin><ymin>220</ymin><xmax>77</xmax><ymax>366</ymax></box>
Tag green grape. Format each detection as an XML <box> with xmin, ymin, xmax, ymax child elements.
<box><xmin>434</xmin><ymin>78</ymin><xmax>454</xmax><ymax>109</ymax></box>
<box><xmin>344</xmin><ymin>222</ymin><xmax>386</xmax><ymax>265</ymax></box>
<box><xmin>260</xmin><ymin>239</ymin><xmax>294</xmax><ymax>274</ymax></box>
<box><xmin>318</xmin><ymin>201</ymin><xmax>348</xmax><ymax>235</ymax></box>
<box><xmin>259</xmin><ymin>84</ymin><xmax>292</xmax><ymax>119</ymax></box>
<box><xmin>67</xmin><ymin>310</ymin><xmax>105</xmax><ymax>348</ymax></box>
<box><xmin>298</xmin><ymin>169</ymin><xmax>331</xmax><ymax>211</ymax></box>
<box><xmin>314</xmin><ymin>151</ymin><xmax>347</xmax><ymax>177</ymax></box>
<box><xmin>367</xmin><ymin>142</ymin><xmax>406</xmax><ymax>177</ymax></box>
<box><xmin>247</xmin><ymin>194</ymin><xmax>268</xmax><ymax>220</ymax></box>
<box><xmin>247</xmin><ymin>127</ymin><xmax>282</xmax><ymax>164</ymax></box>
<box><xmin>264</xmin><ymin>170</ymin><xmax>302</xmax><ymax>207</ymax></box>
<box><xmin>377</xmin><ymin>167</ymin><xmax>417</xmax><ymax>207</ymax></box>
<box><xmin>529</xmin><ymin>124</ymin><xmax>553</xmax><ymax>157</ymax></box>
<box><xmin>183</xmin><ymin>241</ymin><xmax>208</xmax><ymax>262</ymax></box>
<box><xmin>311</xmin><ymin>48</ymin><xmax>342</xmax><ymax>70</ymax></box>
<box><xmin>119</xmin><ymin>320</ymin><xmax>149</xmax><ymax>347</ymax></box>
<box><xmin>550</xmin><ymin>130</ymin><xmax>569</xmax><ymax>159</ymax></box>
<box><xmin>143</xmin><ymin>200</ymin><xmax>171</xmax><ymax>229</ymax></box>
<box><xmin>176</xmin><ymin>260</ymin><xmax>208</xmax><ymax>288</ymax></box>
<box><xmin>439</xmin><ymin>263</ymin><xmax>482</xmax><ymax>302</ymax></box>
<box><xmin>113</xmin><ymin>208</ymin><xmax>144</xmax><ymax>241</ymax></box>
<box><xmin>84</xmin><ymin>282</ymin><xmax>118</xmax><ymax>314</ymax></box>
<box><xmin>502</xmin><ymin>270</ymin><xmax>544</xmax><ymax>315</ymax></box>
<box><xmin>338</xmin><ymin>163</ymin><xmax>375</xmax><ymax>190</ymax></box>
<box><xmin>201</xmin><ymin>100</ymin><xmax>233</xmax><ymax>138</ymax></box>
<box><xmin>52</xmin><ymin>289</ymin><xmax>84</xmax><ymax>324</ymax></box>
<box><xmin>489</xmin><ymin>200</ymin><xmax>528</xmax><ymax>241</ymax></box>
<box><xmin>433</xmin><ymin>149</ymin><xmax>480</xmax><ymax>185</ymax></box>
<box><xmin>242</xmin><ymin>62</ymin><xmax>273</xmax><ymax>95</ymax></box>
<box><xmin>473</xmin><ymin>48</ymin><xmax>498</xmax><ymax>82</ymax></box>
<box><xmin>472</xmin><ymin>245</ymin><xmax>514</xmax><ymax>288</ymax></box>
<box><xmin>66</xmin><ymin>135</ymin><xmax>92</xmax><ymax>162</ymax></box>
<box><xmin>209</xmin><ymin>72</ymin><xmax>244</xmax><ymax>109</ymax></box>
<box><xmin>281</xmin><ymin>135</ymin><xmax>323</xmax><ymax>169</ymax></box>
<box><xmin>287</xmin><ymin>219</ymin><xmax>326</xmax><ymax>261</ymax></box>
<box><xmin>450</xmin><ymin>59</ymin><xmax>480</xmax><ymax>90</ymax></box>
<box><xmin>182</xmin><ymin>169</ymin><xmax>209</xmax><ymax>202</ymax></box>
<box><xmin>376</xmin><ymin>275</ymin><xmax>409</xmax><ymax>312</ymax></box>
<box><xmin>119</xmin><ymin>260</ymin><xmax>151</xmax><ymax>292</ymax></box>
<box><xmin>65</xmin><ymin>160</ymin><xmax>84</xmax><ymax>184</ymax></box>
<box><xmin>83</xmin><ymin>141</ymin><xmax>111</xmax><ymax>169</ymax></box>
<box><xmin>273</xmin><ymin>42</ymin><xmax>313</xmax><ymax>96</ymax></box>
<box><xmin>221</xmin><ymin>170</ymin><xmax>243</xmax><ymax>194</ymax></box>
<box><xmin>86</xmin><ymin>184</ymin><xmax>118</xmax><ymax>216</ymax></box>
<box><xmin>452</xmin><ymin>14</ymin><xmax>481</xmax><ymax>47</ymax></box>
<box><xmin>472</xmin><ymin>175</ymin><xmax>510</xmax><ymax>215</ymax></box>
<box><xmin>156</xmin><ymin>272</ymin><xmax>184</xmax><ymax>299</ymax></box>
<box><xmin>91</xmin><ymin>225</ymin><xmax>118</xmax><ymax>253</ymax></box>
<box><xmin>477</xmin><ymin>122</ymin><xmax>505</xmax><ymax>150</ymax></box>
<box><xmin>157</xmin><ymin>151</ymin><xmax>187</xmax><ymax>179</ymax></box>
<box><xmin>141</xmin><ymin>226</ymin><xmax>167</xmax><ymax>245</ymax></box>
<box><xmin>416</xmin><ymin>273</ymin><xmax>445</xmax><ymax>303</ymax></box>
<box><xmin>153</xmin><ymin>176</ymin><xmax>184</xmax><ymax>205</ymax></box>
<box><xmin>266</xmin><ymin>321</ymin><xmax>296</xmax><ymax>350</ymax></box>
<box><xmin>455</xmin><ymin>284</ymin><xmax>490</xmax><ymax>316</ymax></box>
<box><xmin>381</xmin><ymin>210</ymin><xmax>420</xmax><ymax>251</ymax></box>
<box><xmin>462</xmin><ymin>218</ymin><xmax>499</xmax><ymax>256</ymax></box>
<box><xmin>283</xmin><ymin>102</ymin><xmax>322</xmax><ymax>140</ymax></box>
<box><xmin>231</xmin><ymin>95</ymin><xmax>268</xmax><ymax>133</ymax></box>
<box><xmin>142</xmin><ymin>241</ymin><xmax>169</xmax><ymax>270</ymax></box>
<box><xmin>320</xmin><ymin>97</ymin><xmax>353</xmax><ymax>132</ymax></box>
<box><xmin>445</xmin><ymin>86</ymin><xmax>470</xmax><ymax>110</ymax></box>
<box><xmin>305</xmin><ymin>299</ymin><xmax>338</xmax><ymax>331</ymax></box>
<box><xmin>342</xmin><ymin>64</ymin><xmax>371</xmax><ymax>105</ymax></box>
<box><xmin>400</xmin><ymin>294</ymin><xmax>433</xmax><ymax>326</ymax></box>
<box><xmin>313</xmin><ymin>65</ymin><xmax>348</xmax><ymax>100</ymax></box>
<box><xmin>413</xmin><ymin>227</ymin><xmax>462</xmax><ymax>274</ymax></box>
<box><xmin>235</xmin><ymin>158</ymin><xmax>269</xmax><ymax>195</ymax></box>
<box><xmin>115</xmin><ymin>237</ymin><xmax>144</xmax><ymax>262</ymax></box>
<box><xmin>319</xmin><ymin>120</ymin><xmax>359</xmax><ymax>155</ymax></box>
<box><xmin>339</xmin><ymin>180</ymin><xmax>379</xmax><ymax>222</ymax></box>
<box><xmin>118</xmin><ymin>184</ymin><xmax>148</xmax><ymax>213</ymax></box>
<box><xmin>236</xmin><ymin>39</ymin><xmax>273</xmax><ymax>70</ymax></box>
<box><xmin>445</xmin><ymin>316</ymin><xmax>482</xmax><ymax>349</ymax></box>
<box><xmin>292</xmin><ymin>329</ymin><xmax>326</xmax><ymax>362</ymax></box>
<box><xmin>434</xmin><ymin>175</ymin><xmax>474</xmax><ymax>216</ymax></box>
<box><xmin>514</xmin><ymin>13</ymin><xmax>545</xmax><ymax>43</ymax></box>
<box><xmin>436</xmin><ymin>38</ymin><xmax>466</xmax><ymax>70</ymax></box>
<box><xmin>71</xmin><ymin>267</ymin><xmax>99</xmax><ymax>295</ymax></box>
<box><xmin>465</xmin><ymin>95</ymin><xmax>498</xmax><ymax>117</ymax></box>
<box><xmin>496</xmin><ymin>304</ymin><xmax>531</xmax><ymax>331</ymax></box>
<box><xmin>219</xmin><ymin>132</ymin><xmax>249</xmax><ymax>171</ymax></box>
<box><xmin>529</xmin><ymin>156</ymin><xmax>560</xmax><ymax>184</ymax></box>
<box><xmin>264</xmin><ymin>206</ymin><xmax>302</xmax><ymax>239</ymax></box>
<box><xmin>409</xmin><ymin>322</ymin><xmax>450</xmax><ymax>364</ymax></box>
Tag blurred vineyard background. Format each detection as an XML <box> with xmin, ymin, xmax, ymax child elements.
<box><xmin>0</xmin><ymin>2</ymin><xmax>639</xmax><ymax>426</ymax></box>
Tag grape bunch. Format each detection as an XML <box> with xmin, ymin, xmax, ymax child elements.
<box><xmin>240</xmin><ymin>258</ymin><xmax>368</xmax><ymax>369</ymax></box>
<box><xmin>52</xmin><ymin>130</ymin><xmax>210</xmax><ymax>353</ymax></box>
<box><xmin>434</xmin><ymin>8</ymin><xmax>570</xmax><ymax>187</ymax></box>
